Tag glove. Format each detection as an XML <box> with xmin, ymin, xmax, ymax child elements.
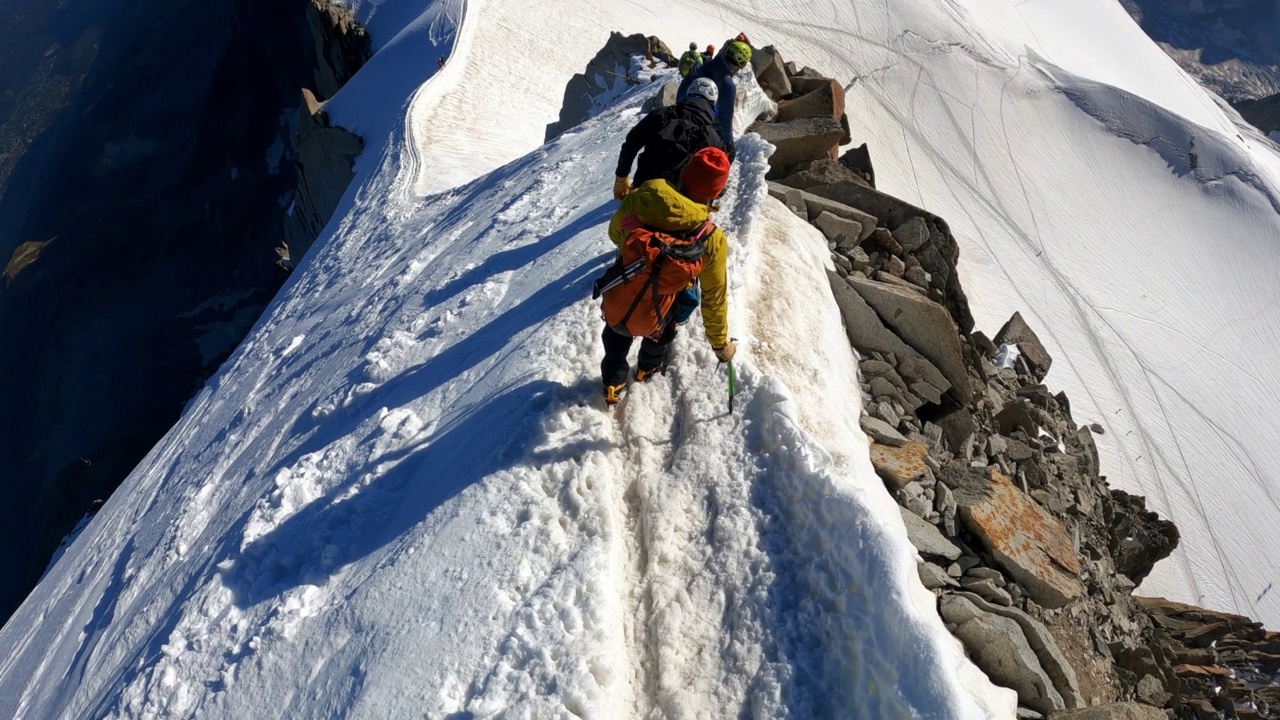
<box><xmin>713</xmin><ymin>342</ymin><xmax>736</xmax><ymax>363</ymax></box>
<box><xmin>613</xmin><ymin>176</ymin><xmax>631</xmax><ymax>202</ymax></box>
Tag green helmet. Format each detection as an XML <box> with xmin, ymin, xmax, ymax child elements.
<box><xmin>727</xmin><ymin>41</ymin><xmax>752</xmax><ymax>68</ymax></box>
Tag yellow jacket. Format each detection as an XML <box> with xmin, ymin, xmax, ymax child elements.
<box><xmin>608</xmin><ymin>179</ymin><xmax>729</xmax><ymax>347</ymax></box>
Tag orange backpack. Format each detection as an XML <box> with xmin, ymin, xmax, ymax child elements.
<box><xmin>601</xmin><ymin>220</ymin><xmax>713</xmax><ymax>338</ymax></box>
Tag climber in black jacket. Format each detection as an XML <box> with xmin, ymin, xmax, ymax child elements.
<box><xmin>612</xmin><ymin>77</ymin><xmax>734</xmax><ymax>201</ymax></box>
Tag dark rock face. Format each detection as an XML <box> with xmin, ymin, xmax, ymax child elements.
<box><xmin>1234</xmin><ymin>92</ymin><xmax>1280</xmax><ymax>135</ymax></box>
<box><xmin>1107</xmin><ymin>490</ymin><xmax>1179</xmax><ymax>585</ymax></box>
<box><xmin>0</xmin><ymin>0</ymin><xmax>365</xmax><ymax>622</ymax></box>
<box><xmin>544</xmin><ymin>32</ymin><xmax>674</xmax><ymax>142</ymax></box>
<box><xmin>1120</xmin><ymin>0</ymin><xmax>1280</xmax><ymax>102</ymax></box>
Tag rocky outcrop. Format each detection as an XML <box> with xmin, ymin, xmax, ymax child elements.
<box><xmin>305</xmin><ymin>0</ymin><xmax>371</xmax><ymax>100</ymax></box>
<box><xmin>279</xmin><ymin>1</ymin><xmax>371</xmax><ymax>266</ymax></box>
<box><xmin>1124</xmin><ymin>597</ymin><xmax>1280</xmax><ymax>718</ymax></box>
<box><xmin>280</xmin><ymin>89</ymin><xmax>364</xmax><ymax>265</ymax></box>
<box><xmin>758</xmin><ymin>45</ymin><xmax>1277</xmax><ymax>715</ymax></box>
<box><xmin>545</xmin><ymin>32</ymin><xmax>674</xmax><ymax>141</ymax></box>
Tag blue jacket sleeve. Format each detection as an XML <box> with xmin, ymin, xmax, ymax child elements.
<box><xmin>716</xmin><ymin>78</ymin><xmax>736</xmax><ymax>146</ymax></box>
<box><xmin>676</xmin><ymin>72</ymin><xmax>694</xmax><ymax>102</ymax></box>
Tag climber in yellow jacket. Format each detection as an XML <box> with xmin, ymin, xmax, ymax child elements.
<box><xmin>599</xmin><ymin>147</ymin><xmax>737</xmax><ymax>405</ymax></box>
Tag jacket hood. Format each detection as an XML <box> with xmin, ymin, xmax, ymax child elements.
<box><xmin>628</xmin><ymin>179</ymin><xmax>711</xmax><ymax>231</ymax></box>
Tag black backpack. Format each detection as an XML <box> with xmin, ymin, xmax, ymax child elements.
<box><xmin>646</xmin><ymin>106</ymin><xmax>721</xmax><ymax>183</ymax></box>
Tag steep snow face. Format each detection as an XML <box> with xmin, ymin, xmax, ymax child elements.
<box><xmin>0</xmin><ymin>25</ymin><xmax>1012</xmax><ymax>720</ymax></box>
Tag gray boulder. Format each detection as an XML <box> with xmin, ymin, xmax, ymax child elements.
<box><xmin>940</xmin><ymin>594</ymin><xmax>1066</xmax><ymax>714</ymax></box>
<box><xmin>825</xmin><ymin>272</ymin><xmax>952</xmax><ymax>394</ymax></box>
<box><xmin>847</xmin><ymin>276</ymin><xmax>971</xmax><ymax>401</ymax></box>
<box><xmin>892</xmin><ymin>216</ymin><xmax>930</xmax><ymax>253</ymax></box>
<box><xmin>899</xmin><ymin>506</ymin><xmax>962</xmax><ymax>561</ymax></box>
<box><xmin>995</xmin><ymin>312</ymin><xmax>1053</xmax><ymax>381</ymax></box>
<box><xmin>747</xmin><ymin>116</ymin><xmax>844</xmax><ymax>168</ymax></box>
<box><xmin>956</xmin><ymin>592</ymin><xmax>1084</xmax><ymax>710</ymax></box>
<box><xmin>814</xmin><ymin>211</ymin><xmax>864</xmax><ymax>251</ymax></box>
<box><xmin>640</xmin><ymin>80</ymin><xmax>679</xmax><ymax>113</ymax></box>
<box><xmin>751</xmin><ymin>45</ymin><xmax>792</xmax><ymax>100</ymax></box>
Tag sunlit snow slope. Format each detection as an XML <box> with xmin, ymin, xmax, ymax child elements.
<box><xmin>0</xmin><ymin>1</ymin><xmax>1015</xmax><ymax>717</ymax></box>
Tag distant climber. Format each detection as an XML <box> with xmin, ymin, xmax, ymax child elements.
<box><xmin>612</xmin><ymin>77</ymin><xmax>731</xmax><ymax>202</ymax></box>
<box><xmin>596</xmin><ymin>147</ymin><xmax>737</xmax><ymax>406</ymax></box>
<box><xmin>676</xmin><ymin>40</ymin><xmax>752</xmax><ymax>160</ymax></box>
<box><xmin>703</xmin><ymin>45</ymin><xmax>715</xmax><ymax>64</ymax></box>
<box><xmin>679</xmin><ymin>42</ymin><xmax>704</xmax><ymax>78</ymax></box>
<box><xmin>437</xmin><ymin>56</ymin><xmax>445</xmax><ymax>70</ymax></box>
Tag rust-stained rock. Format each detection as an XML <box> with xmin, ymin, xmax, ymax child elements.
<box><xmin>952</xmin><ymin>469</ymin><xmax>1082</xmax><ymax>608</ymax></box>
<box><xmin>789</xmin><ymin>75</ymin><xmax>837</xmax><ymax>95</ymax></box>
<box><xmin>869</xmin><ymin>441</ymin><xmax>929</xmax><ymax>490</ymax></box>
<box><xmin>1173</xmin><ymin>663</ymin><xmax>1233</xmax><ymax>678</ymax></box>
<box><xmin>776</xmin><ymin>78</ymin><xmax>845</xmax><ymax>123</ymax></box>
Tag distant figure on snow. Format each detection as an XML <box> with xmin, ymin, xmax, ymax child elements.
<box><xmin>702</xmin><ymin>44</ymin><xmax>715</xmax><ymax>64</ymax></box>
<box><xmin>612</xmin><ymin>77</ymin><xmax>731</xmax><ymax>202</ymax></box>
<box><xmin>437</xmin><ymin>56</ymin><xmax>445</xmax><ymax>70</ymax></box>
<box><xmin>597</xmin><ymin>147</ymin><xmax>737</xmax><ymax>406</ymax></box>
<box><xmin>679</xmin><ymin>42</ymin><xmax>704</xmax><ymax>78</ymax></box>
<box><xmin>675</xmin><ymin>40</ymin><xmax>752</xmax><ymax>160</ymax></box>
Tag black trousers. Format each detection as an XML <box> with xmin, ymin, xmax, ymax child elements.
<box><xmin>601</xmin><ymin>321</ymin><xmax>677</xmax><ymax>387</ymax></box>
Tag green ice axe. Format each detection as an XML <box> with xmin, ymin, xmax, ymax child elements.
<box><xmin>727</xmin><ymin>359</ymin><xmax>736</xmax><ymax>414</ymax></box>
<box><xmin>717</xmin><ymin>337</ymin><xmax>738</xmax><ymax>414</ymax></box>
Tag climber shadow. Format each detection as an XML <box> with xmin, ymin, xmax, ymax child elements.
<box><xmin>224</xmin><ymin>376</ymin><xmax>605</xmax><ymax>610</ymax></box>
<box><xmin>416</xmin><ymin>200</ymin><xmax>613</xmax><ymax>310</ymax></box>
<box><xmin>360</xmin><ymin>251</ymin><xmax>609</xmax><ymax>417</ymax></box>
<box><xmin>286</xmin><ymin>240</ymin><xmax>610</xmax><ymax>470</ymax></box>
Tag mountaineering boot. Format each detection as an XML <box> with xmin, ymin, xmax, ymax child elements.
<box><xmin>603</xmin><ymin>382</ymin><xmax>626</xmax><ymax>407</ymax></box>
<box><xmin>634</xmin><ymin>363</ymin><xmax>667</xmax><ymax>383</ymax></box>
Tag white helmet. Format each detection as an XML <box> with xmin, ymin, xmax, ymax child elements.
<box><xmin>687</xmin><ymin>77</ymin><xmax>719</xmax><ymax>105</ymax></box>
